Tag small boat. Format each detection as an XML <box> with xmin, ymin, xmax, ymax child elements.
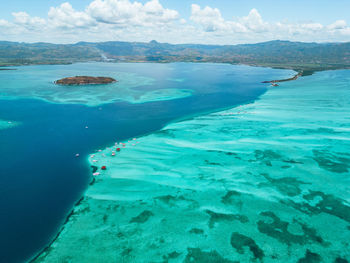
<box><xmin>116</xmin><ymin>148</ymin><xmax>121</xmax><ymax>152</ymax></box>
<box><xmin>75</xmin><ymin>154</ymin><xmax>80</xmax><ymax>157</ymax></box>
<box><xmin>112</xmin><ymin>152</ymin><xmax>116</xmax><ymax>156</ymax></box>
<box><xmin>101</xmin><ymin>166</ymin><xmax>107</xmax><ymax>170</ymax></box>
<box><xmin>93</xmin><ymin>172</ymin><xmax>100</xmax><ymax>176</ymax></box>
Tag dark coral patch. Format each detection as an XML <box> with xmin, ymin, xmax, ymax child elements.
<box><xmin>285</xmin><ymin>191</ymin><xmax>350</xmax><ymax>223</ymax></box>
<box><xmin>230</xmin><ymin>232</ymin><xmax>264</xmax><ymax>261</ymax></box>
<box><xmin>162</xmin><ymin>251</ymin><xmax>181</xmax><ymax>262</ymax></box>
<box><xmin>335</xmin><ymin>257</ymin><xmax>349</xmax><ymax>263</ymax></box>
<box><xmin>129</xmin><ymin>210</ymin><xmax>154</xmax><ymax>223</ymax></box>
<box><xmin>257</xmin><ymin>211</ymin><xmax>323</xmax><ymax>245</ymax></box>
<box><xmin>183</xmin><ymin>248</ymin><xmax>237</xmax><ymax>263</ymax></box>
<box><xmin>156</xmin><ymin>195</ymin><xmax>182</xmax><ymax>204</ymax></box>
<box><xmin>205</xmin><ymin>160</ymin><xmax>222</xmax><ymax>166</ymax></box>
<box><xmin>205</xmin><ymin>210</ymin><xmax>248</xmax><ymax>228</ymax></box>
<box><xmin>155</xmin><ymin>194</ymin><xmax>197</xmax><ymax>208</ymax></box>
<box><xmin>221</xmin><ymin>190</ymin><xmax>242</xmax><ymax>205</ymax></box>
<box><xmin>260</xmin><ymin>173</ymin><xmax>309</xmax><ymax>197</ymax></box>
<box><xmin>189</xmin><ymin>228</ymin><xmax>204</xmax><ymax>235</ymax></box>
<box><xmin>297</xmin><ymin>250</ymin><xmax>321</xmax><ymax>263</ymax></box>
<box><xmin>313</xmin><ymin>150</ymin><xmax>350</xmax><ymax>173</ymax></box>
<box><xmin>255</xmin><ymin>150</ymin><xmax>282</xmax><ymax>160</ymax></box>
<box><xmin>121</xmin><ymin>248</ymin><xmax>132</xmax><ymax>257</ymax></box>
<box><xmin>282</xmin><ymin>159</ymin><xmax>304</xmax><ymax>164</ymax></box>
<box><xmin>252</xmin><ymin>149</ymin><xmax>282</xmax><ymax>166</ymax></box>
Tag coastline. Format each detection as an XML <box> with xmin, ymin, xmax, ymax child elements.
<box><xmin>29</xmin><ymin>93</ymin><xmax>265</xmax><ymax>263</ymax></box>
<box><xmin>30</xmin><ymin>70</ymin><xmax>288</xmax><ymax>262</ymax></box>
<box><xmin>261</xmin><ymin>71</ymin><xmax>304</xmax><ymax>84</ymax></box>
<box><xmin>31</xmin><ymin>68</ymin><xmax>350</xmax><ymax>262</ymax></box>
<box><xmin>28</xmin><ymin>196</ymin><xmax>85</xmax><ymax>263</ymax></box>
<box><xmin>28</xmin><ymin>64</ymin><xmax>296</xmax><ymax>262</ymax></box>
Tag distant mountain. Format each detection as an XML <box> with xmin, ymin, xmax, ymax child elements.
<box><xmin>1</xmin><ymin>40</ymin><xmax>350</xmax><ymax>72</ymax></box>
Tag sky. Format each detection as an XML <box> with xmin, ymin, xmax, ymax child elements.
<box><xmin>1</xmin><ymin>0</ymin><xmax>350</xmax><ymax>44</ymax></box>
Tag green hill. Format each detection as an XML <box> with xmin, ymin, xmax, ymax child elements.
<box><xmin>1</xmin><ymin>40</ymin><xmax>350</xmax><ymax>72</ymax></box>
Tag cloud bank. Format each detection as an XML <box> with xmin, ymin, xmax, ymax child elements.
<box><xmin>1</xmin><ymin>0</ymin><xmax>349</xmax><ymax>44</ymax></box>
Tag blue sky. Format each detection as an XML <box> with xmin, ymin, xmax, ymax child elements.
<box><xmin>3</xmin><ymin>0</ymin><xmax>350</xmax><ymax>23</ymax></box>
<box><xmin>1</xmin><ymin>0</ymin><xmax>350</xmax><ymax>44</ymax></box>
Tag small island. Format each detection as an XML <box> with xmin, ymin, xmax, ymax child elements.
<box><xmin>55</xmin><ymin>76</ymin><xmax>117</xmax><ymax>85</ymax></box>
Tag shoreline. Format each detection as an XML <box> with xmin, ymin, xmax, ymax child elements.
<box><xmin>28</xmin><ymin>67</ymin><xmax>296</xmax><ymax>263</ymax></box>
<box><xmin>29</xmin><ymin>196</ymin><xmax>85</xmax><ymax>263</ymax></box>
<box><xmin>29</xmin><ymin>69</ymin><xmax>350</xmax><ymax>261</ymax></box>
<box><xmin>29</xmin><ymin>163</ymin><xmax>100</xmax><ymax>263</ymax></box>
<box><xmin>261</xmin><ymin>71</ymin><xmax>305</xmax><ymax>84</ymax></box>
<box><xmin>29</xmin><ymin>85</ymin><xmax>273</xmax><ymax>263</ymax></box>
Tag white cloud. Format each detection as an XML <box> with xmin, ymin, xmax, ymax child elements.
<box><xmin>12</xmin><ymin>11</ymin><xmax>46</xmax><ymax>30</ymax></box>
<box><xmin>300</xmin><ymin>22</ymin><xmax>323</xmax><ymax>31</ymax></box>
<box><xmin>190</xmin><ymin>4</ymin><xmax>350</xmax><ymax>43</ymax></box>
<box><xmin>0</xmin><ymin>19</ymin><xmax>13</xmax><ymax>28</ymax></box>
<box><xmin>328</xmin><ymin>20</ymin><xmax>347</xmax><ymax>30</ymax></box>
<box><xmin>240</xmin><ymin>8</ymin><xmax>268</xmax><ymax>33</ymax></box>
<box><xmin>0</xmin><ymin>1</ymin><xmax>350</xmax><ymax>44</ymax></box>
<box><xmin>190</xmin><ymin>4</ymin><xmax>246</xmax><ymax>33</ymax></box>
<box><xmin>86</xmin><ymin>0</ymin><xmax>178</xmax><ymax>27</ymax></box>
<box><xmin>48</xmin><ymin>2</ymin><xmax>97</xmax><ymax>29</ymax></box>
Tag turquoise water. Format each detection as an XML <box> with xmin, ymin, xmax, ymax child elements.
<box><xmin>36</xmin><ymin>69</ymin><xmax>350</xmax><ymax>262</ymax></box>
<box><xmin>0</xmin><ymin>119</ymin><xmax>18</xmax><ymax>130</ymax></box>
<box><xmin>0</xmin><ymin>63</ymin><xmax>195</xmax><ymax>105</ymax></box>
<box><xmin>0</xmin><ymin>63</ymin><xmax>293</xmax><ymax>263</ymax></box>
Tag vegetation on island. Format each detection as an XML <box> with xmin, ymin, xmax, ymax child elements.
<box><xmin>55</xmin><ymin>76</ymin><xmax>116</xmax><ymax>85</ymax></box>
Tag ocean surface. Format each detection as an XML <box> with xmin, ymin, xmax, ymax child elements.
<box><xmin>35</xmin><ymin>68</ymin><xmax>350</xmax><ymax>262</ymax></box>
<box><xmin>0</xmin><ymin>62</ymin><xmax>292</xmax><ymax>263</ymax></box>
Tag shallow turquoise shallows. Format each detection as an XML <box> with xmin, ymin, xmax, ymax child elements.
<box><xmin>0</xmin><ymin>119</ymin><xmax>18</xmax><ymax>130</ymax></box>
<box><xmin>36</xmin><ymin>69</ymin><xmax>350</xmax><ymax>262</ymax></box>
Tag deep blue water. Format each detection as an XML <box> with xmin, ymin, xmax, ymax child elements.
<box><xmin>0</xmin><ymin>63</ymin><xmax>293</xmax><ymax>262</ymax></box>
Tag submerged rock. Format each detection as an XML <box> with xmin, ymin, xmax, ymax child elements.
<box><xmin>55</xmin><ymin>76</ymin><xmax>117</xmax><ymax>85</ymax></box>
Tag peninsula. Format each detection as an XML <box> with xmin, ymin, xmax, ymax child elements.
<box><xmin>55</xmin><ymin>76</ymin><xmax>116</xmax><ymax>85</ymax></box>
<box><xmin>262</xmin><ymin>71</ymin><xmax>304</xmax><ymax>84</ymax></box>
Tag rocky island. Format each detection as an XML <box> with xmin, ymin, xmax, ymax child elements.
<box><xmin>55</xmin><ymin>76</ymin><xmax>117</xmax><ymax>85</ymax></box>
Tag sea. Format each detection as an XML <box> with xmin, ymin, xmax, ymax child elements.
<box><xmin>0</xmin><ymin>62</ymin><xmax>293</xmax><ymax>262</ymax></box>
